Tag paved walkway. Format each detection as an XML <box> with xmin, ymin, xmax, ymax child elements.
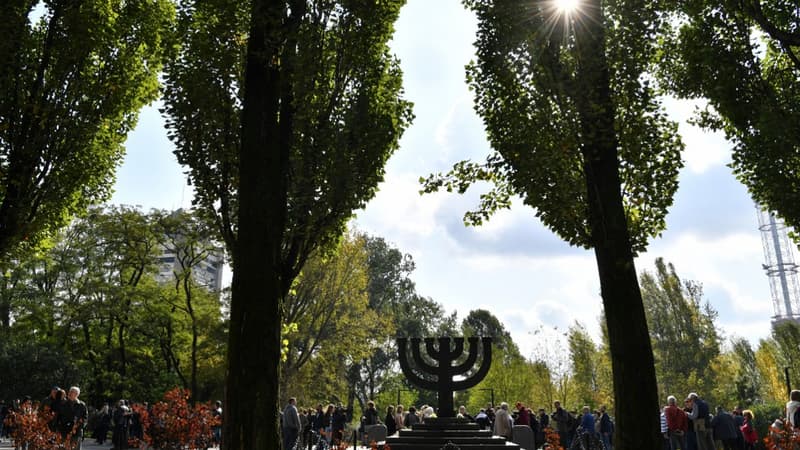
<box><xmin>0</xmin><ymin>440</ymin><xmax>120</xmax><ymax>450</ymax></box>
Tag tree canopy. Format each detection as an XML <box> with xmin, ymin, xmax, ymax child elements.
<box><xmin>421</xmin><ymin>1</ymin><xmax>684</xmax><ymax>447</ymax></box>
<box><xmin>167</xmin><ymin>0</ymin><xmax>415</xmax><ymax>447</ymax></box>
<box><xmin>657</xmin><ymin>0</ymin><xmax>800</xmax><ymax>232</ymax></box>
<box><xmin>0</xmin><ymin>0</ymin><xmax>175</xmax><ymax>257</ymax></box>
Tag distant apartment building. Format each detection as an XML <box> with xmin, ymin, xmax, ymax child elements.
<box><xmin>157</xmin><ymin>246</ymin><xmax>224</xmax><ymax>292</ymax></box>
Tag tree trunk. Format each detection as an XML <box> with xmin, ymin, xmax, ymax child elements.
<box><xmin>223</xmin><ymin>0</ymin><xmax>288</xmax><ymax>448</ymax></box>
<box><xmin>576</xmin><ymin>1</ymin><xmax>660</xmax><ymax>449</ymax></box>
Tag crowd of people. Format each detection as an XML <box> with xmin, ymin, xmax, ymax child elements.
<box><xmin>0</xmin><ymin>387</ymin><xmax>223</xmax><ymax>450</ymax></box>
<box><xmin>662</xmin><ymin>389</ymin><xmax>800</xmax><ymax>450</ymax></box>
<box><xmin>660</xmin><ymin>392</ymin><xmax>758</xmax><ymax>450</ymax></box>
<box><xmin>280</xmin><ymin>397</ymin><xmax>615</xmax><ymax>450</ymax></box>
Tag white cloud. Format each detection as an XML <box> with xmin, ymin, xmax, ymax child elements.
<box><xmin>353</xmin><ymin>171</ymin><xmax>449</xmax><ymax>241</ymax></box>
<box><xmin>662</xmin><ymin>97</ymin><xmax>731</xmax><ymax>174</ymax></box>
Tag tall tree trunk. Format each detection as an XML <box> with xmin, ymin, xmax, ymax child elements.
<box><xmin>576</xmin><ymin>1</ymin><xmax>660</xmax><ymax>449</ymax></box>
<box><xmin>223</xmin><ymin>0</ymin><xmax>288</xmax><ymax>448</ymax></box>
<box><xmin>184</xmin><ymin>275</ymin><xmax>199</xmax><ymax>401</ymax></box>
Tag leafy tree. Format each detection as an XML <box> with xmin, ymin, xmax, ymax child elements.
<box><xmin>657</xmin><ymin>0</ymin><xmax>800</xmax><ymax>232</ymax></box>
<box><xmin>422</xmin><ymin>1</ymin><xmax>683</xmax><ymax>446</ymax></box>
<box><xmin>152</xmin><ymin>209</ymin><xmax>227</xmax><ymax>402</ymax></box>
<box><xmin>755</xmin><ymin>338</ymin><xmax>788</xmax><ymax>404</ymax></box>
<box><xmin>0</xmin><ymin>207</ymin><xmax>226</xmax><ymax>404</ymax></box>
<box><xmin>161</xmin><ymin>0</ymin><xmax>415</xmax><ymax>445</ymax></box>
<box><xmin>568</xmin><ymin>323</ymin><xmax>600</xmax><ymax>408</ymax></box>
<box><xmin>280</xmin><ymin>232</ymin><xmax>389</xmax><ymax>404</ymax></box>
<box><xmin>462</xmin><ymin>309</ymin><xmax>520</xmax><ymax>357</ymax></box>
<box><xmin>346</xmin><ymin>235</ymin><xmax>453</xmax><ymax>413</ymax></box>
<box><xmin>639</xmin><ymin>258</ymin><xmax>720</xmax><ymax>401</ymax></box>
<box><xmin>731</xmin><ymin>338</ymin><xmax>762</xmax><ymax>406</ymax></box>
<box><xmin>0</xmin><ymin>0</ymin><xmax>175</xmax><ymax>257</ymax></box>
<box><xmin>771</xmin><ymin>321</ymin><xmax>800</xmax><ymax>389</ymax></box>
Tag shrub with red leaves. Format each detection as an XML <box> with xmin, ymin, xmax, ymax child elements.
<box><xmin>4</xmin><ymin>406</ymin><xmax>74</xmax><ymax>450</ymax></box>
<box><xmin>544</xmin><ymin>426</ymin><xmax>565</xmax><ymax>450</ymax></box>
<box><xmin>134</xmin><ymin>388</ymin><xmax>220</xmax><ymax>450</ymax></box>
<box><xmin>764</xmin><ymin>424</ymin><xmax>800</xmax><ymax>450</ymax></box>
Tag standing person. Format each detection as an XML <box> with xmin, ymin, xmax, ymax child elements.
<box><xmin>64</xmin><ymin>387</ymin><xmax>87</xmax><ymax>450</ymax></box>
<box><xmin>458</xmin><ymin>405</ymin><xmax>474</xmax><ymax>422</ymax></box>
<box><xmin>111</xmin><ymin>399</ymin><xmax>130</xmax><ymax>450</ymax></box>
<box><xmin>684</xmin><ymin>398</ymin><xmax>697</xmax><ymax>450</ymax></box>
<box><xmin>731</xmin><ymin>407</ymin><xmax>745</xmax><ymax>450</ymax></box>
<box><xmin>536</xmin><ymin>407</ymin><xmax>549</xmax><ymax>448</ymax></box>
<box><xmin>94</xmin><ymin>403</ymin><xmax>111</xmax><ymax>445</ymax></box>
<box><xmin>493</xmin><ymin>402</ymin><xmax>513</xmax><ymax>439</ymax></box>
<box><xmin>552</xmin><ymin>401</ymin><xmax>570</xmax><ymax>448</ymax></box>
<box><xmin>394</xmin><ymin>405</ymin><xmax>405</xmax><ymax>432</ymax></box>
<box><xmin>0</xmin><ymin>400</ymin><xmax>7</xmax><ymax>442</ymax></box>
<box><xmin>282</xmin><ymin>397</ymin><xmax>301</xmax><ymax>450</ymax></box>
<box><xmin>40</xmin><ymin>386</ymin><xmax>59</xmax><ymax>416</ymax></box>
<box><xmin>404</xmin><ymin>406</ymin><xmax>419</xmax><ymax>428</ymax></box>
<box><xmin>212</xmin><ymin>400</ymin><xmax>223</xmax><ymax>447</ymax></box>
<box><xmin>786</xmin><ymin>389</ymin><xmax>800</xmax><ymax>431</ymax></box>
<box><xmin>331</xmin><ymin>405</ymin><xmax>348</xmax><ymax>444</ymax></box>
<box><xmin>319</xmin><ymin>404</ymin><xmax>334</xmax><ymax>444</ymax></box>
<box><xmin>363</xmin><ymin>401</ymin><xmax>380</xmax><ymax>426</ymax></box>
<box><xmin>578</xmin><ymin>405</ymin><xmax>596</xmax><ymax>448</ymax></box>
<box><xmin>475</xmin><ymin>408</ymin><xmax>490</xmax><ymax>430</ymax></box>
<box><xmin>710</xmin><ymin>406</ymin><xmax>738</xmax><ymax>450</ymax></box>
<box><xmin>599</xmin><ymin>405</ymin><xmax>613</xmax><ymax>450</ymax></box>
<box><xmin>740</xmin><ymin>410</ymin><xmax>758</xmax><ymax>450</ymax></box>
<box><xmin>514</xmin><ymin>402</ymin><xmax>530</xmax><ymax>427</ymax></box>
<box><xmin>385</xmin><ymin>405</ymin><xmax>397</xmax><ymax>436</ymax></box>
<box><xmin>665</xmin><ymin>396</ymin><xmax>688</xmax><ymax>450</ymax></box>
<box><xmin>687</xmin><ymin>393</ymin><xmax>712</xmax><ymax>450</ymax></box>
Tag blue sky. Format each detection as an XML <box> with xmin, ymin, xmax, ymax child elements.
<box><xmin>110</xmin><ymin>0</ymin><xmax>788</xmax><ymax>358</ymax></box>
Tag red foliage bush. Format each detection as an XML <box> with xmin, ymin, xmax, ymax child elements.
<box><xmin>3</xmin><ymin>406</ymin><xmax>74</xmax><ymax>450</ymax></box>
<box><xmin>544</xmin><ymin>426</ymin><xmax>565</xmax><ymax>450</ymax></box>
<box><xmin>764</xmin><ymin>424</ymin><xmax>800</xmax><ymax>450</ymax></box>
<box><xmin>134</xmin><ymin>387</ymin><xmax>220</xmax><ymax>450</ymax></box>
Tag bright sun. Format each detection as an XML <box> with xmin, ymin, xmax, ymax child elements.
<box><xmin>554</xmin><ymin>0</ymin><xmax>580</xmax><ymax>13</ymax></box>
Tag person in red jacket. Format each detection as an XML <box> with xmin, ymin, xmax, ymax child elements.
<box><xmin>740</xmin><ymin>410</ymin><xmax>758</xmax><ymax>450</ymax></box>
<box><xmin>665</xmin><ymin>395</ymin><xmax>688</xmax><ymax>450</ymax></box>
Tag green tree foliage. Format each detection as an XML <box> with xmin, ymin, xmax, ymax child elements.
<box><xmin>568</xmin><ymin>323</ymin><xmax>601</xmax><ymax>408</ymax></box>
<box><xmin>0</xmin><ymin>0</ymin><xmax>175</xmax><ymax>257</ymax></box>
<box><xmin>162</xmin><ymin>1</ymin><xmax>413</xmax><ymax>446</ymax></box>
<box><xmin>281</xmin><ymin>232</ymin><xmax>389</xmax><ymax>404</ymax></box>
<box><xmin>0</xmin><ymin>207</ymin><xmax>226</xmax><ymax>404</ymax></box>
<box><xmin>347</xmin><ymin>235</ymin><xmax>456</xmax><ymax>412</ymax></box>
<box><xmin>754</xmin><ymin>338</ymin><xmax>787</xmax><ymax>403</ymax></box>
<box><xmin>732</xmin><ymin>338</ymin><xmax>762</xmax><ymax>406</ymax></box>
<box><xmin>462</xmin><ymin>309</ymin><xmax>520</xmax><ymax>357</ymax></box>
<box><xmin>771</xmin><ymin>321</ymin><xmax>800</xmax><ymax>389</ymax></box>
<box><xmin>640</xmin><ymin>258</ymin><xmax>720</xmax><ymax>400</ymax></box>
<box><xmin>657</xmin><ymin>0</ymin><xmax>800</xmax><ymax>232</ymax></box>
<box><xmin>152</xmin><ymin>209</ymin><xmax>228</xmax><ymax>402</ymax></box>
<box><xmin>422</xmin><ymin>1</ymin><xmax>683</xmax><ymax>446</ymax></box>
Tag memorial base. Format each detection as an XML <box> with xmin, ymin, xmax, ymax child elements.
<box><xmin>381</xmin><ymin>417</ymin><xmax>521</xmax><ymax>450</ymax></box>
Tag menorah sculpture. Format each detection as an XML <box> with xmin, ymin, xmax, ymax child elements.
<box><xmin>397</xmin><ymin>336</ymin><xmax>492</xmax><ymax>418</ymax></box>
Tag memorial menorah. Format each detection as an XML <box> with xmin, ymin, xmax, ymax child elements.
<box><xmin>397</xmin><ymin>336</ymin><xmax>492</xmax><ymax>418</ymax></box>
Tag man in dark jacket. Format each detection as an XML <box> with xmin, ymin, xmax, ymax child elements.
<box><xmin>599</xmin><ymin>405</ymin><xmax>614</xmax><ymax>450</ymax></box>
<box><xmin>65</xmin><ymin>387</ymin><xmax>88</xmax><ymax>450</ymax></box>
<box><xmin>710</xmin><ymin>406</ymin><xmax>739</xmax><ymax>450</ymax></box>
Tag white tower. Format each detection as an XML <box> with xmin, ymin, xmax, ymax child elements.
<box><xmin>757</xmin><ymin>207</ymin><xmax>800</xmax><ymax>324</ymax></box>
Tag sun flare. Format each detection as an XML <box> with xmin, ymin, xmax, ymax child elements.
<box><xmin>554</xmin><ymin>0</ymin><xmax>580</xmax><ymax>14</ymax></box>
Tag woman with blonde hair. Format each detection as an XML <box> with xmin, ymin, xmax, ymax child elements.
<box><xmin>740</xmin><ymin>410</ymin><xmax>758</xmax><ymax>450</ymax></box>
<box><xmin>395</xmin><ymin>405</ymin><xmax>405</xmax><ymax>431</ymax></box>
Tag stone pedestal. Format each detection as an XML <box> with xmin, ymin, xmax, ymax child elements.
<box><xmin>382</xmin><ymin>417</ymin><xmax>520</xmax><ymax>450</ymax></box>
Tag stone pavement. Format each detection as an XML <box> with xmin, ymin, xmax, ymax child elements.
<box><xmin>0</xmin><ymin>440</ymin><xmax>117</xmax><ymax>449</ymax></box>
<box><xmin>0</xmin><ymin>440</ymin><xmax>220</xmax><ymax>449</ymax></box>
